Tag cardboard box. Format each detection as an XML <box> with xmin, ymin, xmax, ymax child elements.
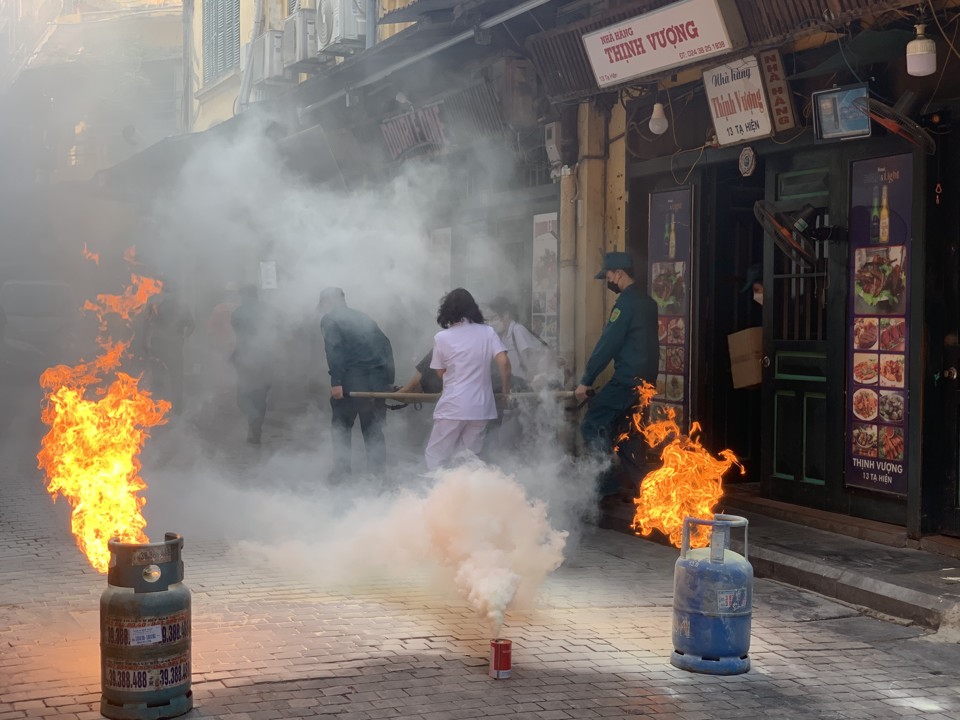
<box><xmin>728</xmin><ymin>327</ymin><xmax>764</xmax><ymax>389</ymax></box>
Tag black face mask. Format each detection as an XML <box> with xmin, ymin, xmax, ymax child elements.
<box><xmin>607</xmin><ymin>281</ymin><xmax>621</xmax><ymax>294</ymax></box>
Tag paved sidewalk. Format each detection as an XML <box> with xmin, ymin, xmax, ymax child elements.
<box><xmin>3</xmin><ymin>458</ymin><xmax>960</xmax><ymax>720</ymax></box>
<box><xmin>3</xmin><ymin>380</ymin><xmax>960</xmax><ymax>720</ymax></box>
<box><xmin>600</xmin><ymin>486</ymin><xmax>960</xmax><ymax>632</ymax></box>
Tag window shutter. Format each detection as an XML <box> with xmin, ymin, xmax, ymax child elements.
<box><xmin>202</xmin><ymin>0</ymin><xmax>215</xmax><ymax>84</ymax></box>
<box><xmin>228</xmin><ymin>0</ymin><xmax>240</xmax><ymax>70</ymax></box>
<box><xmin>215</xmin><ymin>0</ymin><xmax>227</xmax><ymax>76</ymax></box>
<box><xmin>201</xmin><ymin>0</ymin><xmax>242</xmax><ymax>85</ymax></box>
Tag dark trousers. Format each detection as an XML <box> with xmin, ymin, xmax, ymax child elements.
<box><xmin>330</xmin><ymin>396</ymin><xmax>386</xmax><ymax>478</ymax></box>
<box><xmin>236</xmin><ymin>369</ymin><xmax>269</xmax><ymax>441</ymax></box>
<box><xmin>150</xmin><ymin>352</ymin><xmax>184</xmax><ymax>414</ymax></box>
<box><xmin>581</xmin><ymin>380</ymin><xmax>638</xmax><ymax>496</ymax></box>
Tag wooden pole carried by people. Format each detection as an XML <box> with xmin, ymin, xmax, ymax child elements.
<box><xmin>347</xmin><ymin>390</ymin><xmax>582</xmax><ymax>403</ymax></box>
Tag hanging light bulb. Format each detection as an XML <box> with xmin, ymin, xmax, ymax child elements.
<box><xmin>649</xmin><ymin>102</ymin><xmax>669</xmax><ymax>135</ymax></box>
<box><xmin>906</xmin><ymin>24</ymin><xmax>936</xmax><ymax>77</ymax></box>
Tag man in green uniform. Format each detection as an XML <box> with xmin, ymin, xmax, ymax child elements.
<box><xmin>575</xmin><ymin>252</ymin><xmax>659</xmax><ymax>496</ymax></box>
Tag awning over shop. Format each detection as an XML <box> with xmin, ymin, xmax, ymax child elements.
<box><xmin>292</xmin><ymin>0</ymin><xmax>553</xmax><ymax>119</ymax></box>
<box><xmin>379</xmin><ymin>0</ymin><xmax>464</xmax><ymax>24</ymax></box>
<box><xmin>92</xmin><ymin>111</ymin><xmax>273</xmax><ymax>202</ymax></box>
<box><xmin>788</xmin><ymin>28</ymin><xmax>914</xmax><ymax>80</ymax></box>
<box><xmin>275</xmin><ymin>123</ymin><xmax>359</xmax><ymax>189</ymax></box>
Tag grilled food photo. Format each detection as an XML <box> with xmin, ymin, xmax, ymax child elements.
<box><xmin>880</xmin><ymin>426</ymin><xmax>905</xmax><ymax>460</ymax></box>
<box><xmin>854</xmin><ymin>248</ymin><xmax>906</xmax><ymax>311</ymax></box>
<box><xmin>879</xmin><ymin>318</ymin><xmax>906</xmax><ymax>351</ymax></box>
<box><xmin>854</xmin><ymin>317</ymin><xmax>879</xmax><ymax>350</ymax></box>
<box><xmin>853</xmin><ymin>353</ymin><xmax>879</xmax><ymax>384</ymax></box>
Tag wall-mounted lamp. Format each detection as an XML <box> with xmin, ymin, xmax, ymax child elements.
<box><xmin>649</xmin><ymin>102</ymin><xmax>669</xmax><ymax>135</ymax></box>
<box><xmin>906</xmin><ymin>24</ymin><xmax>936</xmax><ymax>77</ymax></box>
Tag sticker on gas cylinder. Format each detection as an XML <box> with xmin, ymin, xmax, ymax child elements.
<box><xmin>104</xmin><ymin>610</ymin><xmax>189</xmax><ymax>646</ymax></box>
<box><xmin>131</xmin><ymin>545</ymin><xmax>173</xmax><ymax>565</ymax></box>
<box><xmin>103</xmin><ymin>654</ymin><xmax>190</xmax><ymax>692</ymax></box>
<box><xmin>717</xmin><ymin>588</ymin><xmax>748</xmax><ymax>612</ymax></box>
<box><xmin>674</xmin><ymin>615</ymin><xmax>691</xmax><ymax>638</ymax></box>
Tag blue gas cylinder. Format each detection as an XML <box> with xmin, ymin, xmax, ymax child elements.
<box><xmin>100</xmin><ymin>533</ymin><xmax>192</xmax><ymax>720</ymax></box>
<box><xmin>671</xmin><ymin>514</ymin><xmax>752</xmax><ymax>675</ymax></box>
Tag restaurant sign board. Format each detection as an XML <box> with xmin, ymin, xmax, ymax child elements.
<box><xmin>582</xmin><ymin>0</ymin><xmax>746</xmax><ymax>88</ymax></box>
<box><xmin>703</xmin><ymin>55</ymin><xmax>772</xmax><ymax>146</ymax></box>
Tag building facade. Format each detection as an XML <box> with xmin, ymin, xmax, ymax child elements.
<box><xmin>106</xmin><ymin>0</ymin><xmax>960</xmax><ymax>538</ymax></box>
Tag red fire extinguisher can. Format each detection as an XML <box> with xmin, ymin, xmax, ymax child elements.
<box><xmin>489</xmin><ymin>639</ymin><xmax>512</xmax><ymax>679</ymax></box>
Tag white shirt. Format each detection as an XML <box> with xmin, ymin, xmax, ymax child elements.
<box><xmin>501</xmin><ymin>320</ymin><xmax>538</xmax><ymax>381</ymax></box>
<box><xmin>431</xmin><ymin>321</ymin><xmax>507</xmax><ymax>420</ymax></box>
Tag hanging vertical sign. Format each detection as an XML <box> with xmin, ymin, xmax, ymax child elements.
<box><xmin>648</xmin><ymin>188</ymin><xmax>693</xmax><ymax>429</ymax></box>
<box><xmin>532</xmin><ymin>213</ymin><xmax>559</xmax><ymax>351</ymax></box>
<box><xmin>757</xmin><ymin>50</ymin><xmax>797</xmax><ymax>133</ymax></box>
<box><xmin>846</xmin><ymin>154</ymin><xmax>912</xmax><ymax>495</ymax></box>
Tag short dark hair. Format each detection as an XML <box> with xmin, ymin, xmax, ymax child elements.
<box><xmin>437</xmin><ymin>288</ymin><xmax>484</xmax><ymax>328</ymax></box>
<box><xmin>487</xmin><ymin>296</ymin><xmax>517</xmax><ymax>319</ymax></box>
<box><xmin>318</xmin><ymin>286</ymin><xmax>345</xmax><ymax>309</ymax></box>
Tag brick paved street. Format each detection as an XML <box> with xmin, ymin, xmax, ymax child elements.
<box><xmin>2</xmin><ymin>380</ymin><xmax>960</xmax><ymax>720</ymax></box>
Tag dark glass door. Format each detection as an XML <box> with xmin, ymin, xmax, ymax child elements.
<box><xmin>759</xmin><ymin>160</ymin><xmax>835</xmax><ymax>506</ymax></box>
<box><xmin>935</xmin><ymin>218</ymin><xmax>960</xmax><ymax>536</ymax></box>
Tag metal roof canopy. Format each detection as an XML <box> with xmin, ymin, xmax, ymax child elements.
<box><xmin>788</xmin><ymin>27</ymin><xmax>914</xmax><ymax>79</ymax></box>
<box><xmin>379</xmin><ymin>0</ymin><xmax>464</xmax><ymax>24</ymax></box>
<box><xmin>293</xmin><ymin>0</ymin><xmax>557</xmax><ymax>121</ymax></box>
<box><xmin>92</xmin><ymin>111</ymin><xmax>276</xmax><ymax>201</ymax></box>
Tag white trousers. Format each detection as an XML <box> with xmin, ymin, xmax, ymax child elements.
<box><xmin>425</xmin><ymin>419</ymin><xmax>488</xmax><ymax>470</ymax></box>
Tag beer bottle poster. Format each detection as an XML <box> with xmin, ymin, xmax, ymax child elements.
<box><xmin>648</xmin><ymin>188</ymin><xmax>692</xmax><ymax>429</ymax></box>
<box><xmin>846</xmin><ymin>154</ymin><xmax>911</xmax><ymax>495</ymax></box>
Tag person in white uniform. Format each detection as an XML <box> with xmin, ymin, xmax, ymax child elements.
<box><xmin>487</xmin><ymin>296</ymin><xmax>543</xmax><ymax>387</ymax></box>
<box><xmin>425</xmin><ymin>288</ymin><xmax>510</xmax><ymax>470</ymax></box>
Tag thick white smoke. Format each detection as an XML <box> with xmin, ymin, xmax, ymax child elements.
<box><xmin>231</xmin><ymin>462</ymin><xmax>568</xmax><ymax>636</ymax></box>
<box><xmin>128</xmin><ymin>116</ymin><xmax>606</xmax><ymax>636</ymax></box>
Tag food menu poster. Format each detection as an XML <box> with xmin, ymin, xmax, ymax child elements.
<box><xmin>648</xmin><ymin>188</ymin><xmax>692</xmax><ymax>430</ymax></box>
<box><xmin>532</xmin><ymin>213</ymin><xmax>559</xmax><ymax>351</ymax></box>
<box><xmin>846</xmin><ymin>154</ymin><xmax>911</xmax><ymax>495</ymax></box>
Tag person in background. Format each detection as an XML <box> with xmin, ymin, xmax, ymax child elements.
<box><xmin>143</xmin><ymin>279</ymin><xmax>195</xmax><ymax>415</ymax></box>
<box><xmin>486</xmin><ymin>296</ymin><xmax>544</xmax><ymax>389</ymax></box>
<box><xmin>745</xmin><ymin>263</ymin><xmax>764</xmax><ymax>308</ymax></box>
<box><xmin>207</xmin><ymin>282</ymin><xmax>240</xmax><ymax>359</ymax></box>
<box><xmin>205</xmin><ymin>282</ymin><xmax>240</xmax><ymax>401</ymax></box>
<box><xmin>317</xmin><ymin>287</ymin><xmax>395</xmax><ymax>479</ymax></box>
<box><xmin>396</xmin><ymin>348</ymin><xmax>444</xmax><ymax>395</ymax></box>
<box><xmin>425</xmin><ymin>288</ymin><xmax>510</xmax><ymax>470</ymax></box>
<box><xmin>0</xmin><ymin>303</ymin><xmax>6</xmax><ymax>356</ymax></box>
<box><xmin>575</xmin><ymin>252</ymin><xmax>659</xmax><ymax>497</ymax></box>
<box><xmin>230</xmin><ymin>285</ymin><xmax>273</xmax><ymax>444</ymax></box>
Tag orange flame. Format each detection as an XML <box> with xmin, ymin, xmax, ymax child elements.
<box><xmin>82</xmin><ymin>243</ymin><xmax>100</xmax><ymax>264</ymax></box>
<box><xmin>37</xmin><ymin>259</ymin><xmax>169</xmax><ymax>573</ymax></box>
<box><xmin>618</xmin><ymin>382</ymin><xmax>743</xmax><ymax>548</ymax></box>
<box><xmin>84</xmin><ymin>274</ymin><xmax>163</xmax><ymax>325</ymax></box>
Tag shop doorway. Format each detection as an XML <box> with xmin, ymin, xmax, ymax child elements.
<box><xmin>934</xmin><ymin>197</ymin><xmax>960</xmax><ymax>537</ymax></box>
<box><xmin>754</xmin><ymin>150</ymin><xmax>859</xmax><ymax>512</ymax></box>
<box><xmin>943</xmin><ymin>340</ymin><xmax>960</xmax><ymax>537</ymax></box>
<box><xmin>702</xmin><ymin>163</ymin><xmax>764</xmax><ymax>481</ymax></box>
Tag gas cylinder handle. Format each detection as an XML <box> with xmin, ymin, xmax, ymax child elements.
<box><xmin>680</xmin><ymin>515</ymin><xmax>749</xmax><ymax>561</ymax></box>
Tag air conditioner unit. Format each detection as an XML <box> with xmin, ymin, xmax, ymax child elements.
<box><xmin>317</xmin><ymin>0</ymin><xmax>364</xmax><ymax>55</ymax></box>
<box><xmin>251</xmin><ymin>30</ymin><xmax>285</xmax><ymax>85</ymax></box>
<box><xmin>283</xmin><ymin>8</ymin><xmax>318</xmax><ymax>69</ymax></box>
